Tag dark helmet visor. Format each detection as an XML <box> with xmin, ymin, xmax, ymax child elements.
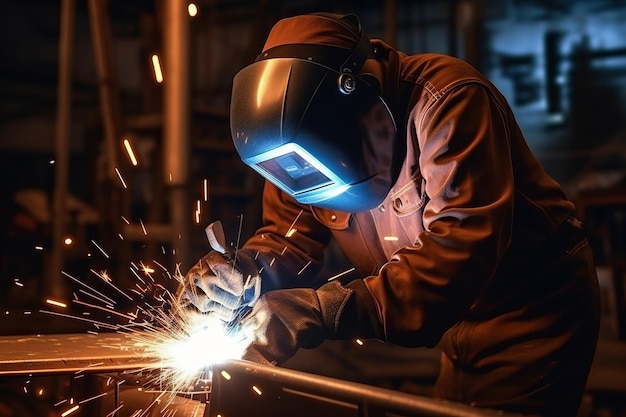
<box><xmin>231</xmin><ymin>57</ymin><xmax>396</xmax><ymax>211</ymax></box>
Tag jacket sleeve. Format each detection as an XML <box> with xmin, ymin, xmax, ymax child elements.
<box><xmin>242</xmin><ymin>181</ymin><xmax>333</xmax><ymax>293</ymax></box>
<box><xmin>365</xmin><ymin>82</ymin><xmax>515</xmax><ymax>347</ymax></box>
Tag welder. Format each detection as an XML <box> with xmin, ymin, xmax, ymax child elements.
<box><xmin>178</xmin><ymin>12</ymin><xmax>600</xmax><ymax>417</ymax></box>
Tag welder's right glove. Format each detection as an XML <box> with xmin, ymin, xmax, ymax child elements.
<box><xmin>177</xmin><ymin>249</ymin><xmax>261</xmax><ymax>323</ymax></box>
<box><xmin>239</xmin><ymin>279</ymin><xmax>385</xmax><ymax>366</ymax></box>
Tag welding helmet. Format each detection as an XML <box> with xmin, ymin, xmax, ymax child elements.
<box><xmin>230</xmin><ymin>13</ymin><xmax>396</xmax><ymax>212</ymax></box>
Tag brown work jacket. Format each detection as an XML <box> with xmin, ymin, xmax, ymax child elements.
<box><xmin>242</xmin><ymin>40</ymin><xmax>578</xmax><ymax>349</ymax></box>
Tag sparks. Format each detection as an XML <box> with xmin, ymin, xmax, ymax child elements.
<box><xmin>123</xmin><ymin>138</ymin><xmax>139</xmax><ymax>166</ymax></box>
<box><xmin>140</xmin><ymin>263</ymin><xmax>155</xmax><ymax>274</ymax></box>
<box><xmin>79</xmin><ymin>392</ymin><xmax>108</xmax><ymax>404</ymax></box>
<box><xmin>195</xmin><ymin>200</ymin><xmax>201</xmax><ymax>224</ymax></box>
<box><xmin>129</xmin><ymin>300</ymin><xmax>249</xmax><ymax>394</ymax></box>
<box><xmin>285</xmin><ymin>209</ymin><xmax>304</xmax><ymax>237</ymax></box>
<box><xmin>152</xmin><ymin>54</ymin><xmax>163</xmax><ymax>83</ymax></box>
<box><xmin>61</xmin><ymin>405</ymin><xmax>80</xmax><ymax>417</ymax></box>
<box><xmin>90</xmin><ymin>239</ymin><xmax>110</xmax><ymax>259</ymax></box>
<box><xmin>153</xmin><ymin>260</ymin><xmax>168</xmax><ymax>272</ymax></box>
<box><xmin>106</xmin><ymin>404</ymin><xmax>125</xmax><ymax>417</ymax></box>
<box><xmin>75</xmin><ymin>362</ymin><xmax>104</xmax><ymax>374</ymax></box>
<box><xmin>130</xmin><ymin>268</ymin><xmax>146</xmax><ymax>285</ymax></box>
<box><xmin>39</xmin><ymin>310</ymin><xmax>119</xmax><ymax>330</ymax></box>
<box><xmin>62</xmin><ymin>270</ymin><xmax>116</xmax><ymax>305</ymax></box>
<box><xmin>46</xmin><ymin>299</ymin><xmax>67</xmax><ymax>308</ymax></box>
<box><xmin>20</xmin><ymin>204</ymin><xmax>266</xmax><ymax>410</ymax></box>
<box><xmin>328</xmin><ymin>267</ymin><xmax>356</xmax><ymax>281</ymax></box>
<box><xmin>297</xmin><ymin>260</ymin><xmax>312</xmax><ymax>275</ymax></box>
<box><xmin>72</xmin><ymin>300</ymin><xmax>135</xmax><ymax>321</ymax></box>
<box><xmin>188</xmin><ymin>3</ymin><xmax>198</xmax><ymax>17</ymax></box>
<box><xmin>78</xmin><ymin>289</ymin><xmax>115</xmax><ymax>307</ymax></box>
<box><xmin>91</xmin><ymin>269</ymin><xmax>112</xmax><ymax>283</ymax></box>
<box><xmin>115</xmin><ymin>167</ymin><xmax>128</xmax><ymax>188</ymax></box>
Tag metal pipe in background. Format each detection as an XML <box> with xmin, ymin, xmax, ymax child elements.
<box><xmin>88</xmin><ymin>0</ymin><xmax>121</xmax><ymax>179</ymax></box>
<box><xmin>163</xmin><ymin>0</ymin><xmax>191</xmax><ymax>270</ymax></box>
<box><xmin>51</xmin><ymin>0</ymin><xmax>76</xmax><ymax>300</ymax></box>
<box><xmin>87</xmin><ymin>0</ymin><xmax>125</xmax><ymax>271</ymax></box>
<box><xmin>384</xmin><ymin>0</ymin><xmax>397</xmax><ymax>48</ymax></box>
<box><xmin>456</xmin><ymin>0</ymin><xmax>485</xmax><ymax>71</ymax></box>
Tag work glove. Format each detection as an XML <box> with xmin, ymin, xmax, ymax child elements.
<box><xmin>239</xmin><ymin>279</ymin><xmax>385</xmax><ymax>366</ymax></box>
<box><xmin>177</xmin><ymin>222</ymin><xmax>261</xmax><ymax>323</ymax></box>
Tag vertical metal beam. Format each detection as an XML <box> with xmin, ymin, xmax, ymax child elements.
<box><xmin>163</xmin><ymin>0</ymin><xmax>191</xmax><ymax>270</ymax></box>
<box><xmin>88</xmin><ymin>0</ymin><xmax>121</xmax><ymax>179</ymax></box>
<box><xmin>51</xmin><ymin>0</ymin><xmax>75</xmax><ymax>300</ymax></box>
<box><xmin>448</xmin><ymin>0</ymin><xmax>460</xmax><ymax>57</ymax></box>
<box><xmin>114</xmin><ymin>380</ymin><xmax>120</xmax><ymax>416</ymax></box>
<box><xmin>87</xmin><ymin>0</ymin><xmax>126</xmax><ymax>282</ymax></box>
<box><xmin>456</xmin><ymin>0</ymin><xmax>485</xmax><ymax>70</ymax></box>
<box><xmin>384</xmin><ymin>0</ymin><xmax>397</xmax><ymax>48</ymax></box>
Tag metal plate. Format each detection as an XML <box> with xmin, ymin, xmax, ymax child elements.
<box><xmin>0</xmin><ymin>332</ymin><xmax>158</xmax><ymax>376</ymax></box>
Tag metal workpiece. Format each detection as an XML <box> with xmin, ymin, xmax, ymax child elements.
<box><xmin>0</xmin><ymin>333</ymin><xmax>525</xmax><ymax>416</ymax></box>
<box><xmin>208</xmin><ymin>359</ymin><xmax>524</xmax><ymax>417</ymax></box>
<box><xmin>0</xmin><ymin>332</ymin><xmax>158</xmax><ymax>376</ymax></box>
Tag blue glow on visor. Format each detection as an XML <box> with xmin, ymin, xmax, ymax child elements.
<box><xmin>245</xmin><ymin>143</ymin><xmax>350</xmax><ymax>204</ymax></box>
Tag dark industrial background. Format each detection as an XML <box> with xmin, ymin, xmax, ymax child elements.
<box><xmin>0</xmin><ymin>1</ymin><xmax>625</xmax><ymax>416</ymax></box>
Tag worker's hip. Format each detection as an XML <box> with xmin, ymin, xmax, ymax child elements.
<box><xmin>436</xmin><ymin>232</ymin><xmax>601</xmax><ymax>416</ymax></box>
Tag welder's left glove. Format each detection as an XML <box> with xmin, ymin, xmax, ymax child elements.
<box><xmin>239</xmin><ymin>279</ymin><xmax>384</xmax><ymax>365</ymax></box>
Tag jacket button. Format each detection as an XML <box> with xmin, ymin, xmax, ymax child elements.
<box><xmin>330</xmin><ymin>214</ymin><xmax>337</xmax><ymax>222</ymax></box>
<box><xmin>379</xmin><ymin>205</ymin><xmax>385</xmax><ymax>212</ymax></box>
<box><xmin>394</xmin><ymin>198</ymin><xmax>403</xmax><ymax>209</ymax></box>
